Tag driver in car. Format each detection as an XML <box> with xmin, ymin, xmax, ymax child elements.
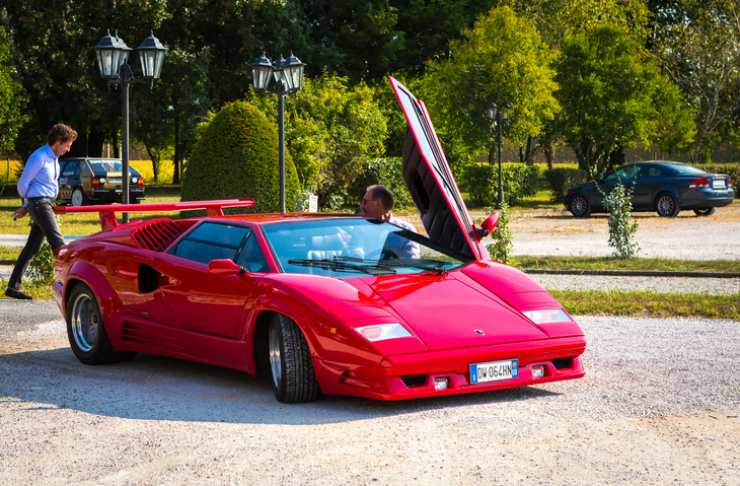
<box><xmin>359</xmin><ymin>185</ymin><xmax>420</xmax><ymax>259</ymax></box>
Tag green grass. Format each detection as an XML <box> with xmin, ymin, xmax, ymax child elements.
<box><xmin>0</xmin><ymin>195</ymin><xmax>181</xmax><ymax>235</ymax></box>
<box><xmin>512</xmin><ymin>256</ymin><xmax>740</xmax><ymax>273</ymax></box>
<box><xmin>553</xmin><ymin>290</ymin><xmax>740</xmax><ymax>320</ymax></box>
<box><xmin>0</xmin><ymin>278</ymin><xmax>55</xmax><ymax>300</ymax></box>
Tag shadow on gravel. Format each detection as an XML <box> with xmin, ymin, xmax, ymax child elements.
<box><xmin>1</xmin><ymin>347</ymin><xmax>560</xmax><ymax>425</ymax></box>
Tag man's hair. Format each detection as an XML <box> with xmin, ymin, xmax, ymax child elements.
<box><xmin>367</xmin><ymin>184</ymin><xmax>394</xmax><ymax>211</ymax></box>
<box><xmin>48</xmin><ymin>123</ymin><xmax>78</xmax><ymax>145</ymax></box>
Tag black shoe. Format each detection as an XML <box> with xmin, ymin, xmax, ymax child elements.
<box><xmin>5</xmin><ymin>288</ymin><xmax>32</xmax><ymax>300</ymax></box>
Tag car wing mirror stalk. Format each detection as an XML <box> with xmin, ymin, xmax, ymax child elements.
<box><xmin>473</xmin><ymin>212</ymin><xmax>499</xmax><ymax>241</ymax></box>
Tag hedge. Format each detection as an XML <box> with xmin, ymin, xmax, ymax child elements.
<box><xmin>543</xmin><ymin>167</ymin><xmax>588</xmax><ymax>202</ymax></box>
<box><xmin>182</xmin><ymin>101</ymin><xmax>300</xmax><ymax>212</ymax></box>
<box><xmin>462</xmin><ymin>162</ymin><xmax>539</xmax><ymax>206</ymax></box>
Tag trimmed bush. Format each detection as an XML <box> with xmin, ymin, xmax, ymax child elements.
<box><xmin>544</xmin><ymin>167</ymin><xmax>588</xmax><ymax>202</ymax></box>
<box><xmin>182</xmin><ymin>101</ymin><xmax>300</xmax><ymax>212</ymax></box>
<box><xmin>463</xmin><ymin>162</ymin><xmax>539</xmax><ymax>206</ymax></box>
<box><xmin>348</xmin><ymin>157</ymin><xmax>414</xmax><ymax>210</ymax></box>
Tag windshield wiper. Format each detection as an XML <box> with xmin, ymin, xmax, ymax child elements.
<box><xmin>287</xmin><ymin>258</ymin><xmax>397</xmax><ymax>275</ymax></box>
<box><xmin>379</xmin><ymin>258</ymin><xmax>450</xmax><ymax>274</ymax></box>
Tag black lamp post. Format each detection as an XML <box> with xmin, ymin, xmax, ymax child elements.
<box><xmin>95</xmin><ymin>30</ymin><xmax>166</xmax><ymax>222</ymax></box>
<box><xmin>488</xmin><ymin>102</ymin><xmax>508</xmax><ymax>208</ymax></box>
<box><xmin>251</xmin><ymin>52</ymin><xmax>305</xmax><ymax>214</ymax></box>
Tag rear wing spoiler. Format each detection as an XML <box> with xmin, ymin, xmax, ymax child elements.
<box><xmin>54</xmin><ymin>199</ymin><xmax>256</xmax><ymax>232</ymax></box>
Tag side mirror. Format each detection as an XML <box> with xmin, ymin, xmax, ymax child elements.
<box><xmin>208</xmin><ymin>258</ymin><xmax>243</xmax><ymax>275</ymax></box>
<box><xmin>473</xmin><ymin>212</ymin><xmax>499</xmax><ymax>241</ymax></box>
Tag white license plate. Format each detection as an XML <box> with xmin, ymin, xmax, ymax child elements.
<box><xmin>712</xmin><ymin>180</ymin><xmax>726</xmax><ymax>189</ymax></box>
<box><xmin>469</xmin><ymin>359</ymin><xmax>518</xmax><ymax>384</ymax></box>
<box><xmin>108</xmin><ymin>178</ymin><xmax>122</xmax><ymax>185</ymax></box>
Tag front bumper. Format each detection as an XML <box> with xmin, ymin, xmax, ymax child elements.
<box><xmin>313</xmin><ymin>336</ymin><xmax>586</xmax><ymax>400</ymax></box>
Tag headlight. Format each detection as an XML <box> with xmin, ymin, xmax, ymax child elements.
<box><xmin>523</xmin><ymin>309</ymin><xmax>571</xmax><ymax>324</ymax></box>
<box><xmin>99</xmin><ymin>177</ymin><xmax>106</xmax><ymax>183</ymax></box>
<box><xmin>354</xmin><ymin>323</ymin><xmax>412</xmax><ymax>342</ymax></box>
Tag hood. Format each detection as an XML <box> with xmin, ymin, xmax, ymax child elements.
<box><xmin>359</xmin><ymin>273</ymin><xmax>547</xmax><ymax>351</ymax></box>
<box><xmin>388</xmin><ymin>76</ymin><xmax>482</xmax><ymax>261</ymax></box>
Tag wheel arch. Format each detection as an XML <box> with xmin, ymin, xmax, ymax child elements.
<box><xmin>63</xmin><ymin>261</ymin><xmax>122</xmax><ymax>324</ymax></box>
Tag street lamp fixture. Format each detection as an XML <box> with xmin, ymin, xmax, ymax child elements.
<box><xmin>251</xmin><ymin>52</ymin><xmax>305</xmax><ymax>213</ymax></box>
<box><xmin>94</xmin><ymin>30</ymin><xmax>166</xmax><ymax>222</ymax></box>
<box><xmin>488</xmin><ymin>102</ymin><xmax>508</xmax><ymax>208</ymax></box>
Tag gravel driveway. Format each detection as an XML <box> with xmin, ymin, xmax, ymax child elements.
<box><xmin>1</xmin><ymin>301</ymin><xmax>738</xmax><ymax>485</ymax></box>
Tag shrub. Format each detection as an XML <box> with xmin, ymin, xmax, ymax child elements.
<box><xmin>27</xmin><ymin>243</ymin><xmax>55</xmax><ymax>284</ymax></box>
<box><xmin>543</xmin><ymin>167</ymin><xmax>588</xmax><ymax>202</ymax></box>
<box><xmin>463</xmin><ymin>162</ymin><xmax>539</xmax><ymax>206</ymax></box>
<box><xmin>348</xmin><ymin>157</ymin><xmax>414</xmax><ymax>210</ymax></box>
<box><xmin>603</xmin><ymin>184</ymin><xmax>639</xmax><ymax>258</ymax></box>
<box><xmin>486</xmin><ymin>202</ymin><xmax>513</xmax><ymax>263</ymax></box>
<box><xmin>182</xmin><ymin>101</ymin><xmax>300</xmax><ymax>212</ymax></box>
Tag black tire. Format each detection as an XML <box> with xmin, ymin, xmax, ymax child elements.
<box><xmin>568</xmin><ymin>194</ymin><xmax>591</xmax><ymax>217</ymax></box>
<box><xmin>655</xmin><ymin>193</ymin><xmax>680</xmax><ymax>217</ymax></box>
<box><xmin>693</xmin><ymin>207</ymin><xmax>715</xmax><ymax>216</ymax></box>
<box><xmin>268</xmin><ymin>315</ymin><xmax>320</xmax><ymax>403</ymax></box>
<box><xmin>66</xmin><ymin>283</ymin><xmax>133</xmax><ymax>364</ymax></box>
<box><xmin>70</xmin><ymin>187</ymin><xmax>86</xmax><ymax>207</ymax></box>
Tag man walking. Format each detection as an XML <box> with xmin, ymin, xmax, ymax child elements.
<box><xmin>5</xmin><ymin>123</ymin><xmax>77</xmax><ymax>300</ymax></box>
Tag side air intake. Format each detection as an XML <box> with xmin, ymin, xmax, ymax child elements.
<box><xmin>131</xmin><ymin>219</ymin><xmax>183</xmax><ymax>251</ymax></box>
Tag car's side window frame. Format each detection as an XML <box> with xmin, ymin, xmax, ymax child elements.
<box><xmin>234</xmin><ymin>231</ymin><xmax>270</xmax><ymax>273</ymax></box>
<box><xmin>167</xmin><ymin>221</ymin><xmax>252</xmax><ymax>266</ymax></box>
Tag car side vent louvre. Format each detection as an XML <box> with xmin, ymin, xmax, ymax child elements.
<box><xmin>131</xmin><ymin>219</ymin><xmax>183</xmax><ymax>251</ymax></box>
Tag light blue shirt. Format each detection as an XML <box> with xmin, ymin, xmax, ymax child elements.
<box><xmin>386</xmin><ymin>216</ymin><xmax>421</xmax><ymax>259</ymax></box>
<box><xmin>17</xmin><ymin>144</ymin><xmax>60</xmax><ymax>202</ymax></box>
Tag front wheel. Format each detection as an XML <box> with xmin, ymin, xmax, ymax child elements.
<box><xmin>568</xmin><ymin>195</ymin><xmax>591</xmax><ymax>217</ymax></box>
<box><xmin>66</xmin><ymin>283</ymin><xmax>133</xmax><ymax>364</ymax></box>
<box><xmin>693</xmin><ymin>207</ymin><xmax>715</xmax><ymax>216</ymax></box>
<box><xmin>655</xmin><ymin>193</ymin><xmax>680</xmax><ymax>217</ymax></box>
<box><xmin>268</xmin><ymin>315</ymin><xmax>320</xmax><ymax>403</ymax></box>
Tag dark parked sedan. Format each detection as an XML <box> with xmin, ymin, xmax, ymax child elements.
<box><xmin>565</xmin><ymin>161</ymin><xmax>735</xmax><ymax>217</ymax></box>
<box><xmin>58</xmin><ymin>158</ymin><xmax>145</xmax><ymax>206</ymax></box>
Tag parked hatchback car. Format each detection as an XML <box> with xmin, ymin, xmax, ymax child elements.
<box><xmin>58</xmin><ymin>158</ymin><xmax>145</xmax><ymax>206</ymax></box>
<box><xmin>565</xmin><ymin>161</ymin><xmax>735</xmax><ymax>217</ymax></box>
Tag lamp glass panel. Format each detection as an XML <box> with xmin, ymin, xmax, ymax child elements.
<box><xmin>98</xmin><ymin>48</ymin><xmax>115</xmax><ymax>77</ymax></box>
<box><xmin>154</xmin><ymin>50</ymin><xmax>165</xmax><ymax>79</ymax></box>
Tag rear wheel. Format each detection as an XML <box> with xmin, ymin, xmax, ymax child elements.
<box><xmin>568</xmin><ymin>195</ymin><xmax>591</xmax><ymax>217</ymax></box>
<box><xmin>655</xmin><ymin>193</ymin><xmax>680</xmax><ymax>217</ymax></box>
<box><xmin>70</xmin><ymin>188</ymin><xmax>86</xmax><ymax>207</ymax></box>
<box><xmin>66</xmin><ymin>283</ymin><xmax>133</xmax><ymax>364</ymax></box>
<box><xmin>268</xmin><ymin>315</ymin><xmax>320</xmax><ymax>403</ymax></box>
<box><xmin>693</xmin><ymin>207</ymin><xmax>715</xmax><ymax>216</ymax></box>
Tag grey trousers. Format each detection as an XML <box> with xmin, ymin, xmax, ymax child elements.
<box><xmin>7</xmin><ymin>198</ymin><xmax>65</xmax><ymax>290</ymax></box>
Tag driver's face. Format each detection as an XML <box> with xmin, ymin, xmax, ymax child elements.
<box><xmin>360</xmin><ymin>190</ymin><xmax>386</xmax><ymax>219</ymax></box>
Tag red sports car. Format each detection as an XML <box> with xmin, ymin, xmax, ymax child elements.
<box><xmin>52</xmin><ymin>78</ymin><xmax>585</xmax><ymax>402</ymax></box>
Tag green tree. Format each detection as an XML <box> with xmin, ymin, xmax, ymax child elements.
<box><xmin>252</xmin><ymin>73</ymin><xmax>387</xmax><ymax>203</ymax></box>
<box><xmin>182</xmin><ymin>101</ymin><xmax>300</xmax><ymax>212</ymax></box>
<box><xmin>0</xmin><ymin>25</ymin><xmax>27</xmax><ymax>154</ymax></box>
<box><xmin>651</xmin><ymin>0</ymin><xmax>739</xmax><ymax>161</ymax></box>
<box><xmin>556</xmin><ymin>26</ymin><xmax>679</xmax><ymax>177</ymax></box>
<box><xmin>420</xmin><ymin>6</ymin><xmax>559</xmax><ymax>168</ymax></box>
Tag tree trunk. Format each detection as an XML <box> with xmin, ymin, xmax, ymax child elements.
<box><xmin>524</xmin><ymin>136</ymin><xmax>533</xmax><ymax>164</ymax></box>
<box><xmin>543</xmin><ymin>142</ymin><xmax>554</xmax><ymax>170</ymax></box>
<box><xmin>173</xmin><ymin>111</ymin><xmax>181</xmax><ymax>184</ymax></box>
<box><xmin>145</xmin><ymin>145</ymin><xmax>160</xmax><ymax>182</ymax></box>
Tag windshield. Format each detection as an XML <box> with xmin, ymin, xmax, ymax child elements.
<box><xmin>666</xmin><ymin>164</ymin><xmax>706</xmax><ymax>176</ymax></box>
<box><xmin>262</xmin><ymin>218</ymin><xmax>469</xmax><ymax>278</ymax></box>
<box><xmin>90</xmin><ymin>160</ymin><xmax>140</xmax><ymax>176</ymax></box>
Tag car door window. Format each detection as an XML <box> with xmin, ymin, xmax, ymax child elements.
<box><xmin>62</xmin><ymin>161</ymin><xmax>79</xmax><ymax>177</ymax></box>
<box><xmin>643</xmin><ymin>166</ymin><xmax>664</xmax><ymax>177</ymax></box>
<box><xmin>235</xmin><ymin>233</ymin><xmax>269</xmax><ymax>272</ymax></box>
<box><xmin>614</xmin><ymin>165</ymin><xmax>639</xmax><ymax>182</ymax></box>
<box><xmin>169</xmin><ymin>222</ymin><xmax>250</xmax><ymax>265</ymax></box>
